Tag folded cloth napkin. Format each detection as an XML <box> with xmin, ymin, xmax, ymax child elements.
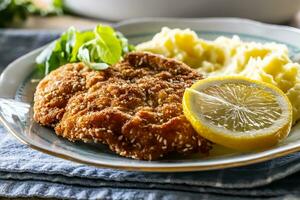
<box><xmin>1</xmin><ymin>29</ymin><xmax>300</xmax><ymax>200</ymax></box>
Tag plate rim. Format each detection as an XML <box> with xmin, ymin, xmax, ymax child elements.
<box><xmin>1</xmin><ymin>17</ymin><xmax>300</xmax><ymax>172</ymax></box>
<box><xmin>115</xmin><ymin>17</ymin><xmax>300</xmax><ymax>32</ymax></box>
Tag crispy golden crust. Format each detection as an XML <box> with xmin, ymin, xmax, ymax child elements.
<box><xmin>33</xmin><ymin>63</ymin><xmax>90</xmax><ymax>126</ymax></box>
<box><xmin>34</xmin><ymin>52</ymin><xmax>212</xmax><ymax>160</ymax></box>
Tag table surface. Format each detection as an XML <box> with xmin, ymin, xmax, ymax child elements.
<box><xmin>22</xmin><ymin>15</ymin><xmax>109</xmax><ymax>30</ymax></box>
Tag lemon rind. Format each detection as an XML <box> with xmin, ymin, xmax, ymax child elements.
<box><xmin>183</xmin><ymin>76</ymin><xmax>293</xmax><ymax>151</ymax></box>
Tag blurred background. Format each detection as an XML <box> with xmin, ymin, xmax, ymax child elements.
<box><xmin>2</xmin><ymin>0</ymin><xmax>300</xmax><ymax>30</ymax></box>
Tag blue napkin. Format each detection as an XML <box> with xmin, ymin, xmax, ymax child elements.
<box><xmin>1</xmin><ymin>29</ymin><xmax>300</xmax><ymax>200</ymax></box>
<box><xmin>2</xmin><ymin>125</ymin><xmax>300</xmax><ymax>199</ymax></box>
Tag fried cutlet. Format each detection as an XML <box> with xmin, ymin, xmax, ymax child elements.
<box><xmin>34</xmin><ymin>52</ymin><xmax>212</xmax><ymax>160</ymax></box>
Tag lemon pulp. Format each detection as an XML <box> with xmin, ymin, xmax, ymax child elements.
<box><xmin>183</xmin><ymin>76</ymin><xmax>293</xmax><ymax>151</ymax></box>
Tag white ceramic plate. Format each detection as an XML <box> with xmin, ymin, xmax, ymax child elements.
<box><xmin>64</xmin><ymin>0</ymin><xmax>300</xmax><ymax>23</ymax></box>
<box><xmin>1</xmin><ymin>18</ymin><xmax>300</xmax><ymax>172</ymax></box>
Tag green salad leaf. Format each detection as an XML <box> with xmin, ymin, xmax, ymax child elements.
<box><xmin>95</xmin><ymin>24</ymin><xmax>122</xmax><ymax>64</ymax></box>
<box><xmin>77</xmin><ymin>25</ymin><xmax>121</xmax><ymax>70</ymax></box>
<box><xmin>36</xmin><ymin>26</ymin><xmax>78</xmax><ymax>75</ymax></box>
<box><xmin>36</xmin><ymin>24</ymin><xmax>134</xmax><ymax>75</ymax></box>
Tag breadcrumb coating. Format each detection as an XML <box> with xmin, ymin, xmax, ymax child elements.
<box><xmin>34</xmin><ymin>52</ymin><xmax>212</xmax><ymax>160</ymax></box>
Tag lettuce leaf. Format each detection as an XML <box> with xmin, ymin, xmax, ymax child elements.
<box><xmin>36</xmin><ymin>24</ymin><xmax>134</xmax><ymax>76</ymax></box>
<box><xmin>94</xmin><ymin>24</ymin><xmax>122</xmax><ymax>64</ymax></box>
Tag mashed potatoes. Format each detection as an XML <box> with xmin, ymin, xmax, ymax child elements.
<box><xmin>136</xmin><ymin>27</ymin><xmax>300</xmax><ymax>123</ymax></box>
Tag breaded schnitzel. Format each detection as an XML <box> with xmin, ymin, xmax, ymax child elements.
<box><xmin>34</xmin><ymin>52</ymin><xmax>212</xmax><ymax>160</ymax></box>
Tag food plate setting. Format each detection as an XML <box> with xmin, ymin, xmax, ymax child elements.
<box><xmin>1</xmin><ymin>18</ymin><xmax>300</xmax><ymax>172</ymax></box>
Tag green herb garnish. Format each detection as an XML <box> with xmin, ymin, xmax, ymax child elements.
<box><xmin>36</xmin><ymin>24</ymin><xmax>134</xmax><ymax>75</ymax></box>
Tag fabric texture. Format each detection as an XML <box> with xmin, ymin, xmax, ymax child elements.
<box><xmin>1</xmin><ymin>29</ymin><xmax>300</xmax><ymax>200</ymax></box>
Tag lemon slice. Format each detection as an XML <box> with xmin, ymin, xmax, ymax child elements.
<box><xmin>183</xmin><ymin>76</ymin><xmax>292</xmax><ymax>151</ymax></box>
